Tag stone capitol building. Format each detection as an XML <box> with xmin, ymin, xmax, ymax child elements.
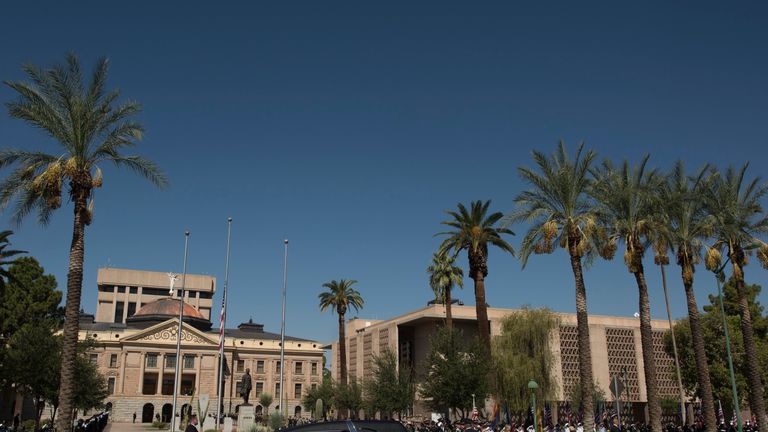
<box><xmin>80</xmin><ymin>268</ymin><xmax>324</xmax><ymax>423</ymax></box>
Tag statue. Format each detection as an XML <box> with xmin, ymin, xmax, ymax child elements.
<box><xmin>240</xmin><ymin>368</ymin><xmax>253</xmax><ymax>404</ymax></box>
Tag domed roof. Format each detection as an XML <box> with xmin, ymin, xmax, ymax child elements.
<box><xmin>127</xmin><ymin>298</ymin><xmax>211</xmax><ymax>330</ymax></box>
<box><xmin>133</xmin><ymin>298</ymin><xmax>206</xmax><ymax>320</ymax></box>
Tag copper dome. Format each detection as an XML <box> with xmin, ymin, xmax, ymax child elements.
<box><xmin>126</xmin><ymin>298</ymin><xmax>211</xmax><ymax>330</ymax></box>
<box><xmin>133</xmin><ymin>298</ymin><xmax>206</xmax><ymax>319</ymax></box>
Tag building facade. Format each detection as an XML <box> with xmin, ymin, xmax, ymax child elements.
<box><xmin>81</xmin><ymin>268</ymin><xmax>324</xmax><ymax>423</ymax></box>
<box><xmin>328</xmin><ymin>304</ymin><xmax>685</xmax><ymax>423</ymax></box>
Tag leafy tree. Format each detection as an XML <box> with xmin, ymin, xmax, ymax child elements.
<box><xmin>364</xmin><ymin>349</ymin><xmax>415</xmax><ymax>419</ymax></box>
<box><xmin>705</xmin><ymin>164</ymin><xmax>768</xmax><ymax>431</ymax></box>
<box><xmin>437</xmin><ymin>200</ymin><xmax>514</xmax><ymax>354</ymax></box>
<box><xmin>0</xmin><ymin>256</ymin><xmax>62</xmax><ymax>339</ymax></box>
<box><xmin>656</xmin><ymin>162</ymin><xmax>718</xmax><ymax>431</ymax></box>
<box><xmin>3</xmin><ymin>324</ymin><xmax>60</xmax><ymax>431</ymax></box>
<box><xmin>335</xmin><ymin>380</ymin><xmax>364</xmax><ymax>419</ymax></box>
<box><xmin>492</xmin><ymin>307</ymin><xmax>559</xmax><ymax>414</ymax></box>
<box><xmin>426</xmin><ymin>251</ymin><xmax>464</xmax><ymax>329</ymax></box>
<box><xmin>591</xmin><ymin>156</ymin><xmax>664</xmax><ymax>431</ymax></box>
<box><xmin>508</xmin><ymin>142</ymin><xmax>599</xmax><ymax>431</ymax></box>
<box><xmin>664</xmin><ymin>279</ymin><xmax>768</xmax><ymax>421</ymax></box>
<box><xmin>319</xmin><ymin>279</ymin><xmax>364</xmax><ymax>385</ymax></box>
<box><xmin>1</xmin><ymin>53</ymin><xmax>167</xmax><ymax>432</ymax></box>
<box><xmin>302</xmin><ymin>379</ymin><xmax>334</xmax><ymax>420</ymax></box>
<box><xmin>419</xmin><ymin>327</ymin><xmax>489</xmax><ymax>419</ymax></box>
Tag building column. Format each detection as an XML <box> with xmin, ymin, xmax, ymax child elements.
<box><xmin>118</xmin><ymin>352</ymin><xmax>127</xmax><ymax>395</ymax></box>
<box><xmin>138</xmin><ymin>353</ymin><xmax>146</xmax><ymax>395</ymax></box>
<box><xmin>157</xmin><ymin>353</ymin><xmax>165</xmax><ymax>396</ymax></box>
<box><xmin>137</xmin><ymin>286</ymin><xmax>143</xmax><ymax>309</ymax></box>
<box><xmin>112</xmin><ymin>285</ymin><xmax>118</xmax><ymax>323</ymax></box>
<box><xmin>195</xmin><ymin>354</ymin><xmax>202</xmax><ymax>394</ymax></box>
<box><xmin>122</xmin><ymin>287</ymin><xmax>130</xmax><ymax>323</ymax></box>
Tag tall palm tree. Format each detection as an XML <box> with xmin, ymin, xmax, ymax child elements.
<box><xmin>591</xmin><ymin>156</ymin><xmax>663</xmax><ymax>432</ymax></box>
<box><xmin>657</xmin><ymin>162</ymin><xmax>718</xmax><ymax>432</ymax></box>
<box><xmin>427</xmin><ymin>251</ymin><xmax>464</xmax><ymax>329</ymax></box>
<box><xmin>318</xmin><ymin>279</ymin><xmax>364</xmax><ymax>386</ymax></box>
<box><xmin>437</xmin><ymin>200</ymin><xmax>514</xmax><ymax>355</ymax></box>
<box><xmin>705</xmin><ymin>164</ymin><xmax>768</xmax><ymax>432</ymax></box>
<box><xmin>507</xmin><ymin>142</ymin><xmax>599</xmax><ymax>432</ymax></box>
<box><xmin>0</xmin><ymin>54</ymin><xmax>167</xmax><ymax>432</ymax></box>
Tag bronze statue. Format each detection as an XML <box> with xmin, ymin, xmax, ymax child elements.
<box><xmin>240</xmin><ymin>368</ymin><xmax>253</xmax><ymax>404</ymax></box>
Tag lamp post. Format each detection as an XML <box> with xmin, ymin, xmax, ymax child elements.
<box><xmin>713</xmin><ymin>257</ymin><xmax>742</xmax><ymax>432</ymax></box>
<box><xmin>528</xmin><ymin>380</ymin><xmax>539</xmax><ymax>432</ymax></box>
<box><xmin>216</xmin><ymin>218</ymin><xmax>233</xmax><ymax>428</ymax></box>
<box><xmin>170</xmin><ymin>231</ymin><xmax>190</xmax><ymax>432</ymax></box>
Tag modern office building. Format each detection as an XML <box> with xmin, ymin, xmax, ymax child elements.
<box><xmin>80</xmin><ymin>268</ymin><xmax>324</xmax><ymax>423</ymax></box>
<box><xmin>327</xmin><ymin>304</ymin><xmax>686</xmax><ymax>424</ymax></box>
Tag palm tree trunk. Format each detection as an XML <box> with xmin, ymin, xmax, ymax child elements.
<box><xmin>338</xmin><ymin>313</ymin><xmax>347</xmax><ymax>386</ymax></box>
<box><xmin>681</xmin><ymin>264</ymin><xmax>717</xmax><ymax>432</ymax></box>
<box><xmin>445</xmin><ymin>285</ymin><xmax>453</xmax><ymax>330</ymax></box>
<box><xmin>569</xmin><ymin>251</ymin><xmax>594</xmax><ymax>432</ymax></box>
<box><xmin>472</xmin><ymin>270</ymin><xmax>491</xmax><ymax>355</ymax></box>
<box><xmin>55</xmin><ymin>191</ymin><xmax>88</xmax><ymax>432</ymax></box>
<box><xmin>732</xmin><ymin>262</ymin><xmax>768</xmax><ymax>432</ymax></box>
<box><xmin>633</xmin><ymin>267</ymin><xmax>662</xmax><ymax>432</ymax></box>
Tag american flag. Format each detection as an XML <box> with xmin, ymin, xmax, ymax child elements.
<box><xmin>217</xmin><ymin>290</ymin><xmax>227</xmax><ymax>350</ymax></box>
<box><xmin>718</xmin><ymin>400</ymin><xmax>725</xmax><ymax>424</ymax></box>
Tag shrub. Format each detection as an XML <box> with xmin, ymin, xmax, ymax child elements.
<box><xmin>151</xmin><ymin>421</ymin><xmax>169</xmax><ymax>429</ymax></box>
<box><xmin>268</xmin><ymin>413</ymin><xmax>284</xmax><ymax>431</ymax></box>
<box><xmin>21</xmin><ymin>420</ymin><xmax>36</xmax><ymax>432</ymax></box>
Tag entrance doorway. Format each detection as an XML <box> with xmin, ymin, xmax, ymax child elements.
<box><xmin>162</xmin><ymin>403</ymin><xmax>173</xmax><ymax>423</ymax></box>
<box><xmin>142</xmin><ymin>404</ymin><xmax>154</xmax><ymax>423</ymax></box>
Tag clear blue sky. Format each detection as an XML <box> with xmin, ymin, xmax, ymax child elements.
<box><xmin>1</xmin><ymin>2</ymin><xmax>767</xmax><ymax>347</ymax></box>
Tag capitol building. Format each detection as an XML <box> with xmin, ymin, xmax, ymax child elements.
<box><xmin>80</xmin><ymin>268</ymin><xmax>324</xmax><ymax>423</ymax></box>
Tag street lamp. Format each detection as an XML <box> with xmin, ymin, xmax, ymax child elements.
<box><xmin>528</xmin><ymin>380</ymin><xmax>539</xmax><ymax>432</ymax></box>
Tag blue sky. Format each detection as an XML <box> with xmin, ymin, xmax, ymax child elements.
<box><xmin>1</xmin><ymin>2</ymin><xmax>767</xmax><ymax>347</ymax></box>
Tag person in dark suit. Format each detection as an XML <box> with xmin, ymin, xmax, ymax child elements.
<box><xmin>185</xmin><ymin>415</ymin><xmax>198</xmax><ymax>432</ymax></box>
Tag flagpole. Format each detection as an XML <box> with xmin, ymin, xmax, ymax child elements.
<box><xmin>216</xmin><ymin>218</ymin><xmax>233</xmax><ymax>429</ymax></box>
<box><xmin>279</xmin><ymin>239</ymin><xmax>288</xmax><ymax>420</ymax></box>
<box><xmin>171</xmin><ymin>231</ymin><xmax>190</xmax><ymax>432</ymax></box>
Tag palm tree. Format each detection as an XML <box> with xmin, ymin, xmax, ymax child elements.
<box><xmin>319</xmin><ymin>279</ymin><xmax>364</xmax><ymax>386</ymax></box>
<box><xmin>0</xmin><ymin>54</ymin><xmax>167</xmax><ymax>432</ymax></box>
<box><xmin>657</xmin><ymin>162</ymin><xmax>718</xmax><ymax>432</ymax></box>
<box><xmin>426</xmin><ymin>251</ymin><xmax>464</xmax><ymax>329</ymax></box>
<box><xmin>437</xmin><ymin>200</ymin><xmax>514</xmax><ymax>355</ymax></box>
<box><xmin>705</xmin><ymin>164</ymin><xmax>768</xmax><ymax>432</ymax></box>
<box><xmin>507</xmin><ymin>142</ymin><xmax>598</xmax><ymax>431</ymax></box>
<box><xmin>591</xmin><ymin>156</ymin><xmax>663</xmax><ymax>432</ymax></box>
<box><xmin>0</xmin><ymin>230</ymin><xmax>25</xmax><ymax>288</ymax></box>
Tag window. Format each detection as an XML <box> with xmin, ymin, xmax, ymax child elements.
<box><xmin>311</xmin><ymin>384</ymin><xmax>317</xmax><ymax>391</ymax></box>
<box><xmin>199</xmin><ymin>292</ymin><xmax>213</xmax><ymax>299</ymax></box>
<box><xmin>127</xmin><ymin>302</ymin><xmax>136</xmax><ymax>318</ymax></box>
<box><xmin>235</xmin><ymin>381</ymin><xmax>243</xmax><ymax>396</ymax></box>
<box><xmin>107</xmin><ymin>377</ymin><xmax>116</xmax><ymax>395</ymax></box>
<box><xmin>180</xmin><ymin>374</ymin><xmax>195</xmax><ymax>395</ymax></box>
<box><xmin>236</xmin><ymin>360</ymin><xmax>245</xmax><ymax>372</ymax></box>
<box><xmin>117</xmin><ymin>286</ymin><xmax>126</xmax><ymax>293</ymax></box>
<box><xmin>276</xmin><ymin>361</ymin><xmax>281</xmax><ymax>374</ymax></box>
<box><xmin>114</xmin><ymin>301</ymin><xmax>124</xmax><ymax>323</ymax></box>
<box><xmin>89</xmin><ymin>354</ymin><xmax>98</xmax><ymax>365</ymax></box>
<box><xmin>162</xmin><ymin>377</ymin><xmax>174</xmax><ymax>395</ymax></box>
<box><xmin>142</xmin><ymin>288</ymin><xmax>168</xmax><ymax>296</ymax></box>
<box><xmin>294</xmin><ymin>383</ymin><xmax>302</xmax><ymax>399</ymax></box>
<box><xmin>275</xmin><ymin>383</ymin><xmax>280</xmax><ymax>397</ymax></box>
<box><xmin>256</xmin><ymin>360</ymin><xmax>265</xmax><ymax>373</ymax></box>
<box><xmin>165</xmin><ymin>355</ymin><xmax>176</xmax><ymax>369</ymax></box>
<box><xmin>255</xmin><ymin>382</ymin><xmax>264</xmax><ymax>395</ymax></box>
<box><xmin>142</xmin><ymin>373</ymin><xmax>158</xmax><ymax>395</ymax></box>
<box><xmin>146</xmin><ymin>353</ymin><xmax>158</xmax><ymax>368</ymax></box>
<box><xmin>311</xmin><ymin>362</ymin><xmax>318</xmax><ymax>375</ymax></box>
<box><xmin>183</xmin><ymin>355</ymin><xmax>195</xmax><ymax>369</ymax></box>
<box><xmin>294</xmin><ymin>362</ymin><xmax>303</xmax><ymax>374</ymax></box>
<box><xmin>188</xmin><ymin>291</ymin><xmax>197</xmax><ymax>298</ymax></box>
<box><xmin>129</xmin><ymin>287</ymin><xmax>138</xmax><ymax>294</ymax></box>
<box><xmin>109</xmin><ymin>354</ymin><xmax>118</xmax><ymax>368</ymax></box>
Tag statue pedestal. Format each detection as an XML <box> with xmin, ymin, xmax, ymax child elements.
<box><xmin>224</xmin><ymin>417</ymin><xmax>233</xmax><ymax>432</ymax></box>
<box><xmin>238</xmin><ymin>405</ymin><xmax>255</xmax><ymax>432</ymax></box>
